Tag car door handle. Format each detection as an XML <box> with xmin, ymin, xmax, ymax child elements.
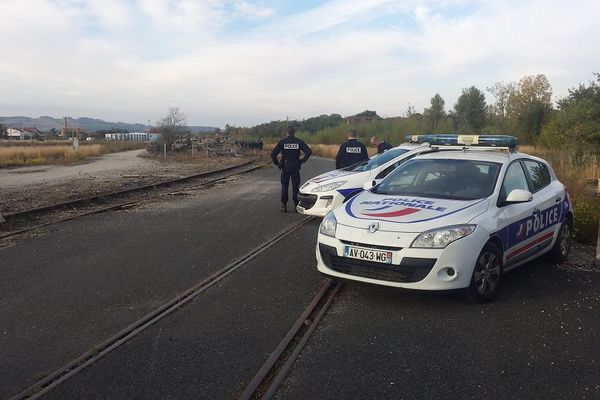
<box><xmin>532</xmin><ymin>208</ymin><xmax>540</xmax><ymax>217</ymax></box>
<box><xmin>555</xmin><ymin>197</ymin><xmax>561</xmax><ymax>203</ymax></box>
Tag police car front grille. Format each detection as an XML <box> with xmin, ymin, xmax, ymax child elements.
<box><xmin>298</xmin><ymin>193</ymin><xmax>318</xmax><ymax>209</ymax></box>
<box><xmin>319</xmin><ymin>244</ymin><xmax>435</xmax><ymax>283</ymax></box>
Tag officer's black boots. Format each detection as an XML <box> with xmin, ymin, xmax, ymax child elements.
<box><xmin>280</xmin><ymin>203</ymin><xmax>288</xmax><ymax>213</ymax></box>
<box><xmin>294</xmin><ymin>201</ymin><xmax>299</xmax><ymax>213</ymax></box>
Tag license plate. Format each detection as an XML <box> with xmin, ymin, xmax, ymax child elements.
<box><xmin>343</xmin><ymin>246</ymin><xmax>392</xmax><ymax>264</ymax></box>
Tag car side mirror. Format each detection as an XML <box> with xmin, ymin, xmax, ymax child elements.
<box><xmin>505</xmin><ymin>189</ymin><xmax>533</xmax><ymax>204</ymax></box>
<box><xmin>363</xmin><ymin>179</ymin><xmax>381</xmax><ymax>190</ymax></box>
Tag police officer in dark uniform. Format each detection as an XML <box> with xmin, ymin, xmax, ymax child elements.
<box><xmin>370</xmin><ymin>136</ymin><xmax>392</xmax><ymax>154</ymax></box>
<box><xmin>336</xmin><ymin>130</ymin><xmax>368</xmax><ymax>169</ymax></box>
<box><xmin>271</xmin><ymin>126</ymin><xmax>312</xmax><ymax>213</ymax></box>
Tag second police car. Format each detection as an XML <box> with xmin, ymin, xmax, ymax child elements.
<box><xmin>317</xmin><ymin>135</ymin><xmax>573</xmax><ymax>302</ymax></box>
<box><xmin>297</xmin><ymin>142</ymin><xmax>433</xmax><ymax>216</ymax></box>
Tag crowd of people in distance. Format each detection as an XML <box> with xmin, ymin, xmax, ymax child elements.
<box><xmin>235</xmin><ymin>139</ymin><xmax>263</xmax><ymax>150</ymax></box>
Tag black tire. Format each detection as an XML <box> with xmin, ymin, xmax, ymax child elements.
<box><xmin>466</xmin><ymin>242</ymin><xmax>503</xmax><ymax>303</ymax></box>
<box><xmin>547</xmin><ymin>219</ymin><xmax>572</xmax><ymax>264</ymax></box>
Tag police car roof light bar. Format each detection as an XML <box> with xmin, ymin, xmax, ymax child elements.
<box><xmin>406</xmin><ymin>134</ymin><xmax>518</xmax><ymax>151</ymax></box>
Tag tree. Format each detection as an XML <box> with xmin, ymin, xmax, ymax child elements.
<box><xmin>507</xmin><ymin>74</ymin><xmax>553</xmax><ymax>142</ymax></box>
<box><xmin>157</xmin><ymin>107</ymin><xmax>187</xmax><ymax>149</ymax></box>
<box><xmin>540</xmin><ymin>73</ymin><xmax>600</xmax><ymax>147</ymax></box>
<box><xmin>487</xmin><ymin>81</ymin><xmax>515</xmax><ymax>119</ymax></box>
<box><xmin>354</xmin><ymin>110</ymin><xmax>380</xmax><ymax>118</ymax></box>
<box><xmin>486</xmin><ymin>81</ymin><xmax>516</xmax><ymax>132</ymax></box>
<box><xmin>424</xmin><ymin>93</ymin><xmax>446</xmax><ymax>133</ymax></box>
<box><xmin>454</xmin><ymin>86</ymin><xmax>486</xmax><ymax>133</ymax></box>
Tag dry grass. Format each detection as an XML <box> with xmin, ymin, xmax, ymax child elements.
<box><xmin>0</xmin><ymin>141</ymin><xmax>146</xmax><ymax>167</ymax></box>
<box><xmin>0</xmin><ymin>145</ymin><xmax>102</xmax><ymax>167</ymax></box>
<box><xmin>0</xmin><ymin>140</ymin><xmax>73</xmax><ymax>147</ymax></box>
<box><xmin>519</xmin><ymin>145</ymin><xmax>599</xmax><ymax>195</ymax></box>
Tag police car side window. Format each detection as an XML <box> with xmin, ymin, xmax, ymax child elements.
<box><xmin>523</xmin><ymin>160</ymin><xmax>551</xmax><ymax>192</ymax></box>
<box><xmin>501</xmin><ymin>162</ymin><xmax>529</xmax><ymax>198</ymax></box>
<box><xmin>375</xmin><ymin>154</ymin><xmax>416</xmax><ymax>180</ymax></box>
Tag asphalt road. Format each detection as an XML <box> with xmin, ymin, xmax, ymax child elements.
<box><xmin>0</xmin><ymin>157</ymin><xmax>332</xmax><ymax>399</ymax></box>
<box><xmin>44</xmin><ymin>219</ymin><xmax>324</xmax><ymax>400</ymax></box>
<box><xmin>276</xmin><ymin>263</ymin><xmax>600</xmax><ymax>400</ymax></box>
<box><xmin>2</xmin><ymin>154</ymin><xmax>599</xmax><ymax>400</ymax></box>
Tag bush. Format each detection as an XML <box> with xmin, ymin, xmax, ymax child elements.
<box><xmin>571</xmin><ymin>196</ymin><xmax>600</xmax><ymax>245</ymax></box>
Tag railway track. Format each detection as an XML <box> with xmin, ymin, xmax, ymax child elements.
<box><xmin>0</xmin><ymin>157</ymin><xmax>265</xmax><ymax>239</ymax></box>
<box><xmin>9</xmin><ymin>216</ymin><xmax>324</xmax><ymax>400</ymax></box>
<box><xmin>238</xmin><ymin>278</ymin><xmax>342</xmax><ymax>400</ymax></box>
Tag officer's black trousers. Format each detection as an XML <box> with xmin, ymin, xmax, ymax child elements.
<box><xmin>280</xmin><ymin>168</ymin><xmax>300</xmax><ymax>205</ymax></box>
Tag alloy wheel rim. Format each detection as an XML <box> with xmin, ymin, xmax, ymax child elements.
<box><xmin>474</xmin><ymin>252</ymin><xmax>501</xmax><ymax>295</ymax></box>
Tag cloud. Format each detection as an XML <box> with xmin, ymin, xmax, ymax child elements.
<box><xmin>234</xmin><ymin>1</ymin><xmax>275</xmax><ymax>19</ymax></box>
<box><xmin>0</xmin><ymin>0</ymin><xmax>599</xmax><ymax>126</ymax></box>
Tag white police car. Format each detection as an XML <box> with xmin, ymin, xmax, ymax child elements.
<box><xmin>297</xmin><ymin>143</ymin><xmax>431</xmax><ymax>216</ymax></box>
<box><xmin>317</xmin><ymin>135</ymin><xmax>573</xmax><ymax>302</ymax></box>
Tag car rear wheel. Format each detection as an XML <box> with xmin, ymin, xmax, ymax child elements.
<box><xmin>466</xmin><ymin>242</ymin><xmax>503</xmax><ymax>303</ymax></box>
<box><xmin>547</xmin><ymin>219</ymin><xmax>572</xmax><ymax>263</ymax></box>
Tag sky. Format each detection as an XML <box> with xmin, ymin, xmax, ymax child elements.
<box><xmin>1</xmin><ymin>0</ymin><xmax>599</xmax><ymax>127</ymax></box>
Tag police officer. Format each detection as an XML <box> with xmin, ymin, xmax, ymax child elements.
<box><xmin>370</xmin><ymin>136</ymin><xmax>392</xmax><ymax>154</ymax></box>
<box><xmin>271</xmin><ymin>126</ymin><xmax>312</xmax><ymax>213</ymax></box>
<box><xmin>336</xmin><ymin>130</ymin><xmax>368</xmax><ymax>169</ymax></box>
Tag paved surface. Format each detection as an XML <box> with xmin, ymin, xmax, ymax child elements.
<box><xmin>276</xmin><ymin>263</ymin><xmax>600</xmax><ymax>400</ymax></box>
<box><xmin>44</xmin><ymin>220</ymin><xmax>324</xmax><ymax>400</ymax></box>
<box><xmin>0</xmin><ymin>158</ymin><xmax>331</xmax><ymax>399</ymax></box>
<box><xmin>0</xmin><ymin>149</ymin><xmax>153</xmax><ymax>187</ymax></box>
<box><xmin>2</xmin><ymin>154</ymin><xmax>600</xmax><ymax>400</ymax></box>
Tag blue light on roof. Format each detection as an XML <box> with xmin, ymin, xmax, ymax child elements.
<box><xmin>406</xmin><ymin>134</ymin><xmax>518</xmax><ymax>148</ymax></box>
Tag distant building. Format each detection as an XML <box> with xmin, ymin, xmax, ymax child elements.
<box><xmin>104</xmin><ymin>132</ymin><xmax>161</xmax><ymax>141</ymax></box>
<box><xmin>6</xmin><ymin>127</ymin><xmax>44</xmax><ymax>140</ymax></box>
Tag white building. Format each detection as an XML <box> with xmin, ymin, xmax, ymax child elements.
<box><xmin>6</xmin><ymin>127</ymin><xmax>43</xmax><ymax>140</ymax></box>
<box><xmin>104</xmin><ymin>132</ymin><xmax>161</xmax><ymax>141</ymax></box>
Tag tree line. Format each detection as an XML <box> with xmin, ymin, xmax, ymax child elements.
<box><xmin>226</xmin><ymin>73</ymin><xmax>600</xmax><ymax>148</ymax></box>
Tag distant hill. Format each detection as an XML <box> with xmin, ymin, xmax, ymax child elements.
<box><xmin>0</xmin><ymin>116</ymin><xmax>216</xmax><ymax>133</ymax></box>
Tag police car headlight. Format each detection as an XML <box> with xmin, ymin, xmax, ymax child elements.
<box><xmin>411</xmin><ymin>225</ymin><xmax>476</xmax><ymax>248</ymax></box>
<box><xmin>319</xmin><ymin>212</ymin><xmax>337</xmax><ymax>237</ymax></box>
<box><xmin>311</xmin><ymin>181</ymin><xmax>347</xmax><ymax>193</ymax></box>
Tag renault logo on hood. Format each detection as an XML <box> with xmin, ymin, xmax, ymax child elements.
<box><xmin>367</xmin><ymin>222</ymin><xmax>380</xmax><ymax>233</ymax></box>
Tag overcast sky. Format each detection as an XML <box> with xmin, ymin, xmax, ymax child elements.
<box><xmin>1</xmin><ymin>0</ymin><xmax>599</xmax><ymax>127</ymax></box>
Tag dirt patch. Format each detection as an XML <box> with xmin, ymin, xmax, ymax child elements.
<box><xmin>0</xmin><ymin>153</ymin><xmax>263</xmax><ymax>214</ymax></box>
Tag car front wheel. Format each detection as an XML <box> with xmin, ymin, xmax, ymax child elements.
<box><xmin>466</xmin><ymin>242</ymin><xmax>503</xmax><ymax>303</ymax></box>
<box><xmin>547</xmin><ymin>219</ymin><xmax>572</xmax><ymax>263</ymax></box>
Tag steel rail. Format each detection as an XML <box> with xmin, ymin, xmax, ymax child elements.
<box><xmin>0</xmin><ymin>201</ymin><xmax>137</xmax><ymax>240</ymax></box>
<box><xmin>262</xmin><ymin>282</ymin><xmax>342</xmax><ymax>400</ymax></box>
<box><xmin>0</xmin><ymin>161</ymin><xmax>267</xmax><ymax>239</ymax></box>
<box><xmin>237</xmin><ymin>279</ymin><xmax>342</xmax><ymax>400</ymax></box>
<box><xmin>2</xmin><ymin>156</ymin><xmax>261</xmax><ymax>224</ymax></box>
<box><xmin>8</xmin><ymin>216</ymin><xmax>314</xmax><ymax>400</ymax></box>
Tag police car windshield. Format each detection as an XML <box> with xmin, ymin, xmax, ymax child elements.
<box><xmin>373</xmin><ymin>159</ymin><xmax>501</xmax><ymax>200</ymax></box>
<box><xmin>344</xmin><ymin>148</ymin><xmax>410</xmax><ymax>172</ymax></box>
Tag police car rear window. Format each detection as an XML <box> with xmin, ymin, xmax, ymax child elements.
<box><xmin>374</xmin><ymin>159</ymin><xmax>501</xmax><ymax>200</ymax></box>
<box><xmin>346</xmin><ymin>148</ymin><xmax>410</xmax><ymax>172</ymax></box>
